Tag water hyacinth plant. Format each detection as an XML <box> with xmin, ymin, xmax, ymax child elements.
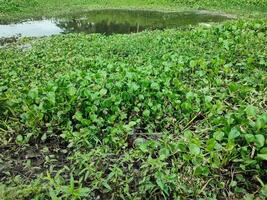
<box><xmin>0</xmin><ymin>1</ymin><xmax>267</xmax><ymax>199</ymax></box>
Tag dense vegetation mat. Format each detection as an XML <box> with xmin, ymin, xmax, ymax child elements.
<box><xmin>0</xmin><ymin>20</ymin><xmax>267</xmax><ymax>199</ymax></box>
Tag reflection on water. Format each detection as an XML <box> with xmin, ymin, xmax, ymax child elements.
<box><xmin>0</xmin><ymin>9</ymin><xmax>230</xmax><ymax>38</ymax></box>
<box><xmin>0</xmin><ymin>20</ymin><xmax>63</xmax><ymax>37</ymax></box>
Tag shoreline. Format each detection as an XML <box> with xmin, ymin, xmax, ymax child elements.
<box><xmin>1</xmin><ymin>2</ymin><xmax>266</xmax><ymax>23</ymax></box>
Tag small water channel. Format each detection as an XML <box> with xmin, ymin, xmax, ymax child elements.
<box><xmin>0</xmin><ymin>9</ymin><xmax>231</xmax><ymax>40</ymax></box>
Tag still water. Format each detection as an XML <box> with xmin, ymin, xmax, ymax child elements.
<box><xmin>0</xmin><ymin>9</ymin><xmax>230</xmax><ymax>38</ymax></box>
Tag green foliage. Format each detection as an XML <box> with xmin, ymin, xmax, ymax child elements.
<box><xmin>0</xmin><ymin>0</ymin><xmax>38</xmax><ymax>12</ymax></box>
<box><xmin>0</xmin><ymin>19</ymin><xmax>267</xmax><ymax>199</ymax></box>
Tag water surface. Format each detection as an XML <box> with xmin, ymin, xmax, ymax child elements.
<box><xmin>0</xmin><ymin>9</ymin><xmax>230</xmax><ymax>38</ymax></box>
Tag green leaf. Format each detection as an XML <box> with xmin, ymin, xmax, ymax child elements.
<box><xmin>243</xmin><ymin>194</ymin><xmax>254</xmax><ymax>200</ymax></box>
<box><xmin>68</xmin><ymin>86</ymin><xmax>76</xmax><ymax>96</ymax></box>
<box><xmin>129</xmin><ymin>82</ymin><xmax>139</xmax><ymax>91</ymax></box>
<box><xmin>41</xmin><ymin>133</ymin><xmax>47</xmax><ymax>141</ymax></box>
<box><xmin>184</xmin><ymin>130</ymin><xmax>192</xmax><ymax>139</ymax></box>
<box><xmin>74</xmin><ymin>111</ymin><xmax>83</xmax><ymax>122</ymax></box>
<box><xmin>205</xmin><ymin>96</ymin><xmax>213</xmax><ymax>103</ymax></box>
<box><xmin>159</xmin><ymin>148</ymin><xmax>170</xmax><ymax>160</ymax></box>
<box><xmin>175</xmin><ymin>141</ymin><xmax>187</xmax><ymax>152</ymax></box>
<box><xmin>260</xmin><ymin>147</ymin><xmax>267</xmax><ymax>154</ymax></box>
<box><xmin>256</xmin><ymin>118</ymin><xmax>265</xmax><ymax>130</ymax></box>
<box><xmin>228</xmin><ymin>128</ymin><xmax>240</xmax><ymax>140</ymax></box>
<box><xmin>229</xmin><ymin>83</ymin><xmax>239</xmax><ymax>92</ymax></box>
<box><xmin>206</xmin><ymin>138</ymin><xmax>216</xmax><ymax>151</ymax></box>
<box><xmin>255</xmin><ymin>134</ymin><xmax>265</xmax><ymax>148</ymax></box>
<box><xmin>262</xmin><ymin>185</ymin><xmax>267</xmax><ymax>197</ymax></box>
<box><xmin>28</xmin><ymin>88</ymin><xmax>38</xmax><ymax>99</ymax></box>
<box><xmin>245</xmin><ymin>105</ymin><xmax>258</xmax><ymax>117</ymax></box>
<box><xmin>102</xmin><ymin>181</ymin><xmax>112</xmax><ymax>191</ymax></box>
<box><xmin>134</xmin><ymin>138</ymin><xmax>146</xmax><ymax>147</ymax></box>
<box><xmin>139</xmin><ymin>143</ymin><xmax>149</xmax><ymax>153</ymax></box>
<box><xmin>244</xmin><ymin>134</ymin><xmax>255</xmax><ymax>143</ymax></box>
<box><xmin>156</xmin><ymin>172</ymin><xmax>168</xmax><ymax>195</ymax></box>
<box><xmin>151</xmin><ymin>82</ymin><xmax>160</xmax><ymax>90</ymax></box>
<box><xmin>47</xmin><ymin>92</ymin><xmax>55</xmax><ymax>105</ymax></box>
<box><xmin>99</xmin><ymin>88</ymin><xmax>107</xmax><ymax>96</ymax></box>
<box><xmin>189</xmin><ymin>143</ymin><xmax>200</xmax><ymax>155</ymax></box>
<box><xmin>213</xmin><ymin>131</ymin><xmax>225</xmax><ymax>141</ymax></box>
<box><xmin>186</xmin><ymin>92</ymin><xmax>194</xmax><ymax>100</ymax></box>
<box><xmin>257</xmin><ymin>154</ymin><xmax>267</xmax><ymax>161</ymax></box>
<box><xmin>16</xmin><ymin>134</ymin><xmax>24</xmax><ymax>143</ymax></box>
<box><xmin>49</xmin><ymin>189</ymin><xmax>58</xmax><ymax>200</ymax></box>
<box><xmin>143</xmin><ymin>109</ymin><xmax>150</xmax><ymax>117</ymax></box>
<box><xmin>194</xmin><ymin>166</ymin><xmax>209</xmax><ymax>176</ymax></box>
<box><xmin>79</xmin><ymin>187</ymin><xmax>91</xmax><ymax>196</ymax></box>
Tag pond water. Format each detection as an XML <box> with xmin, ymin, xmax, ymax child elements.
<box><xmin>0</xmin><ymin>9</ymin><xmax>230</xmax><ymax>38</ymax></box>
